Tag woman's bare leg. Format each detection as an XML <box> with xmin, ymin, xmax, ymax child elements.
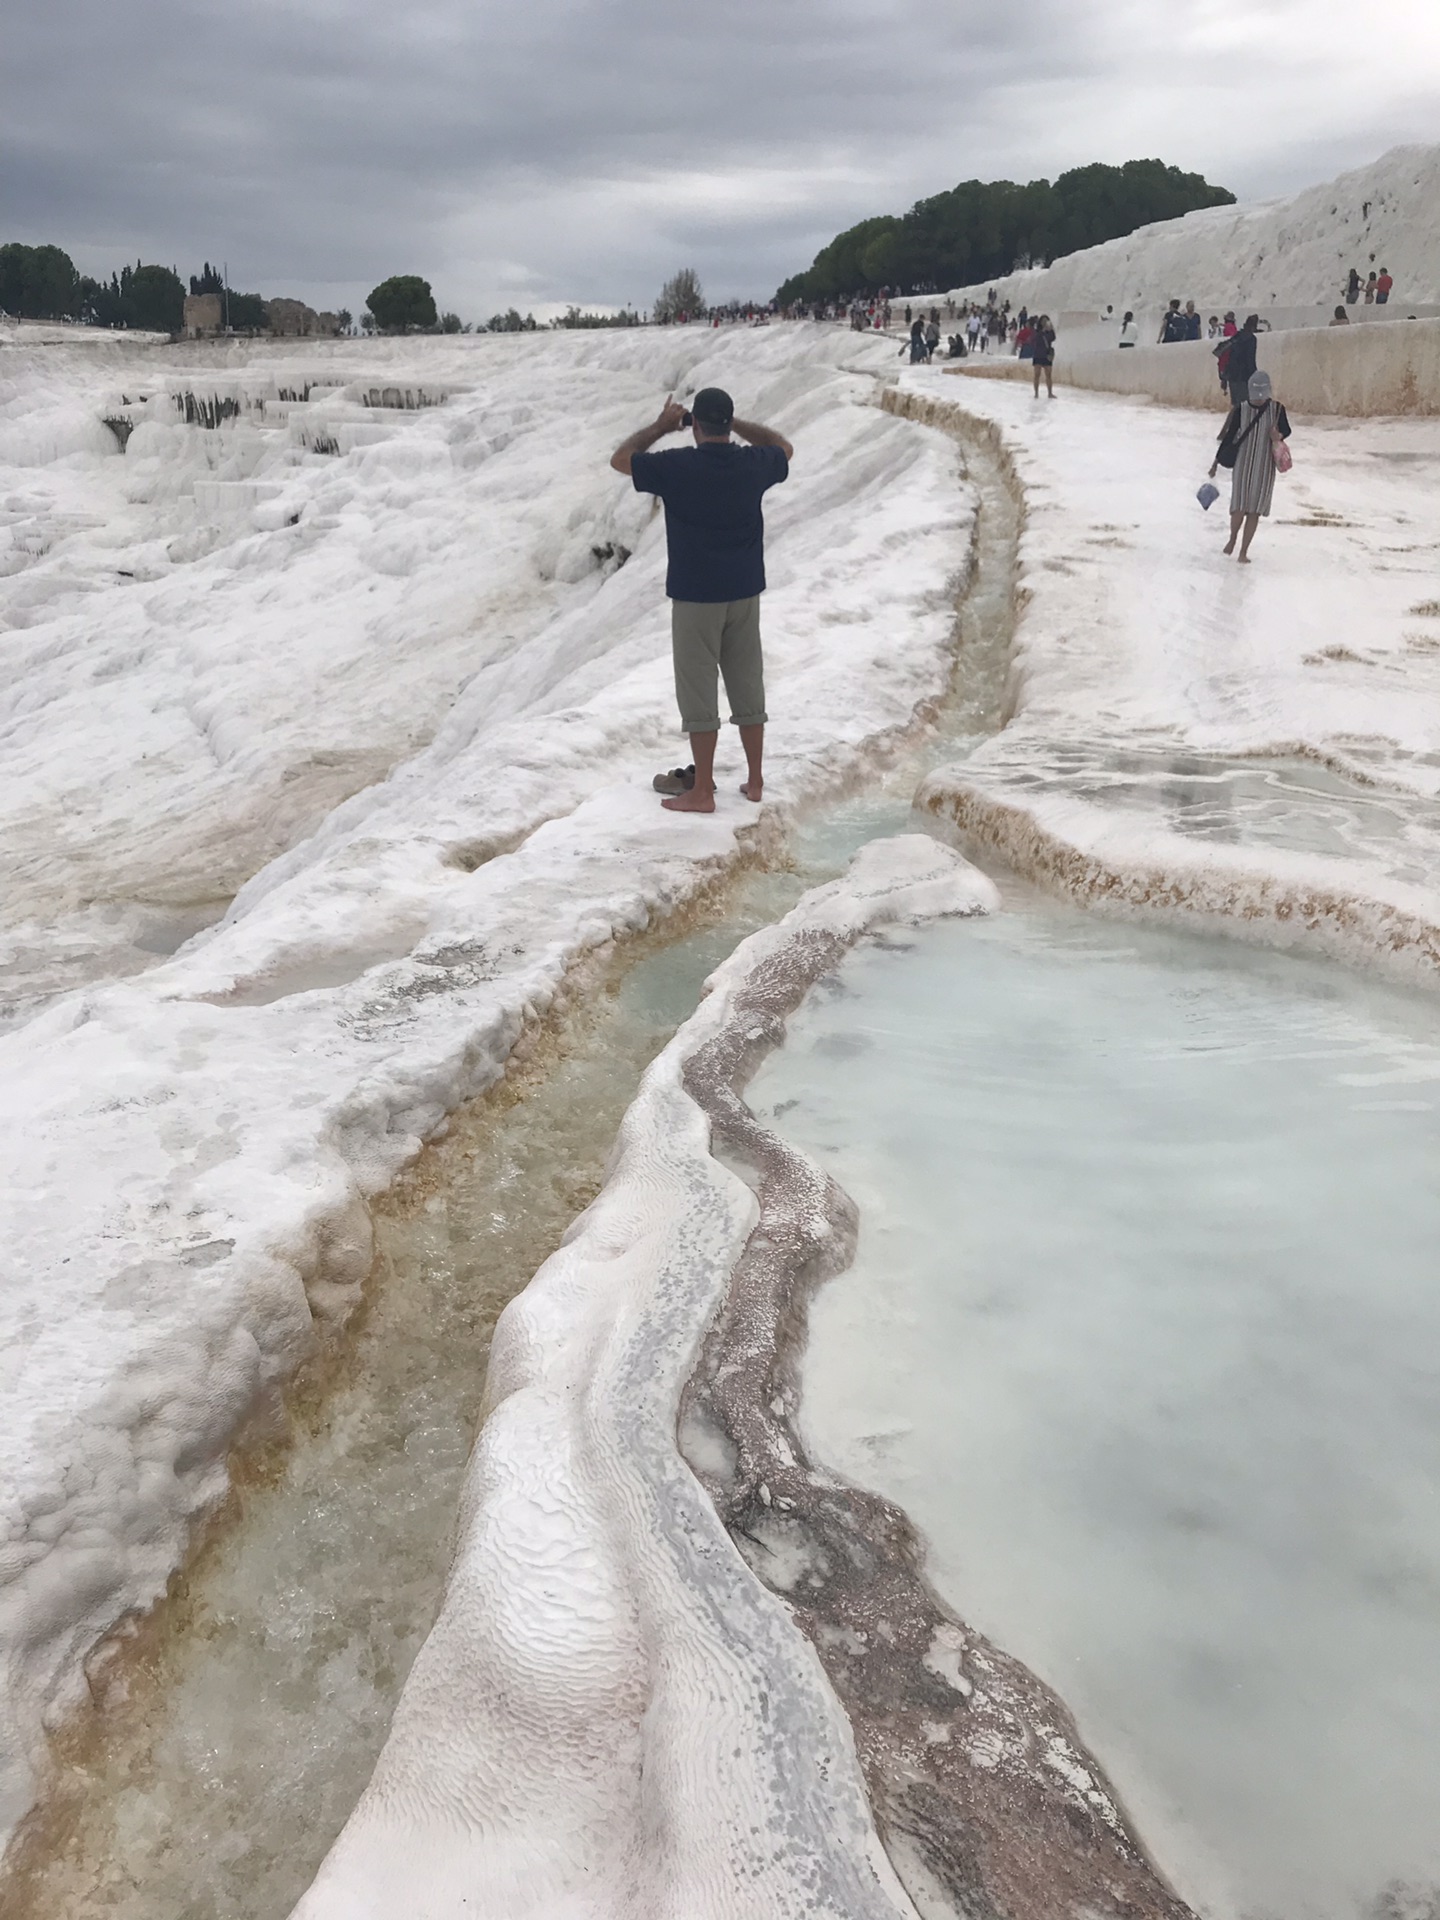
<box><xmin>1237</xmin><ymin>513</ymin><xmax>1261</xmax><ymax>562</ymax></box>
<box><xmin>1223</xmin><ymin>510</ymin><xmax>1243</xmax><ymax>555</ymax></box>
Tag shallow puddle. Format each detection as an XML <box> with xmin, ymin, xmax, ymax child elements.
<box><xmin>756</xmin><ymin>902</ymin><xmax>1440</xmax><ymax>1920</ymax></box>
<box><xmin>959</xmin><ymin>738</ymin><xmax>1440</xmax><ymax>897</ymax></box>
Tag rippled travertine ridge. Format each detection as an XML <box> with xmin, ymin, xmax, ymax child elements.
<box><xmin>677</xmin><ymin>877</ymin><xmax>1198</xmax><ymax>1920</ymax></box>
<box><xmin>290</xmin><ymin>836</ymin><xmax>1004</xmax><ymax>1920</ymax></box>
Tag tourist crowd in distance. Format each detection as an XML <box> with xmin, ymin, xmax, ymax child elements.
<box><xmin>1157</xmin><ymin>302</ymin><xmax>1267</xmax><ymax>345</ymax></box>
<box><xmin>799</xmin><ymin>290</ymin><xmax>1274</xmax><ymax>369</ymax></box>
<box><xmin>1344</xmin><ymin>266</ymin><xmax>1394</xmax><ymax>305</ymax></box>
<box><xmin>787</xmin><ymin>288</ymin><xmax>1056</xmax><ymax>366</ymax></box>
<box><xmin>782</xmin><ymin>263</ymin><xmax>1421</xmax><ymax>573</ymax></box>
<box><xmin>794</xmin><ymin>282</ymin><xmax>1300</xmax><ymax>560</ymax></box>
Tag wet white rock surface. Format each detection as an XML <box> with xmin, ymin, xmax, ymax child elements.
<box><xmin>8</xmin><ymin>312</ymin><xmax>1440</xmax><ymax>1917</ymax></box>
<box><xmin>290</xmin><ymin>836</ymin><xmax>995</xmax><ymax>1920</ymax></box>
<box><xmin>0</xmin><ymin>325</ymin><xmax>972</xmax><ymax>1853</ymax></box>
<box><xmin>896</xmin><ymin>375</ymin><xmax>1440</xmax><ymax>977</ymax></box>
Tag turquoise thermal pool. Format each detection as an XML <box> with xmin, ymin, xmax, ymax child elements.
<box><xmin>750</xmin><ymin>900</ymin><xmax>1440</xmax><ymax>1920</ymax></box>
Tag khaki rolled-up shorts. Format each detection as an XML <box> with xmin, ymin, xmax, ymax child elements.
<box><xmin>671</xmin><ymin>596</ymin><xmax>767</xmax><ymax>733</ymax></box>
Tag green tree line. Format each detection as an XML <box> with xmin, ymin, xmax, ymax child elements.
<box><xmin>0</xmin><ymin>245</ymin><xmax>287</xmax><ymax>332</ymax></box>
<box><xmin>776</xmin><ymin>159</ymin><xmax>1235</xmax><ymax>303</ymax></box>
<box><xmin>2</xmin><ymin>244</ymin><xmax>352</xmax><ymax>334</ymax></box>
<box><xmin>0</xmin><ymin>243</ymin><xmax>190</xmax><ymax>331</ymax></box>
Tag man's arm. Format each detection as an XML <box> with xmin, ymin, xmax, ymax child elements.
<box><xmin>610</xmin><ymin>395</ymin><xmax>687</xmax><ymax>476</ymax></box>
<box><xmin>732</xmin><ymin>417</ymin><xmax>794</xmax><ymax>461</ymax></box>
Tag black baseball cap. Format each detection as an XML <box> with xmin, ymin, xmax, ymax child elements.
<box><xmin>691</xmin><ymin>386</ymin><xmax>734</xmax><ymax>430</ymax></box>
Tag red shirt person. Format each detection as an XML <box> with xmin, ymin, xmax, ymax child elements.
<box><xmin>1376</xmin><ymin>270</ymin><xmax>1394</xmax><ymax>305</ymax></box>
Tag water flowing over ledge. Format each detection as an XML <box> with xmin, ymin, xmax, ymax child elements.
<box><xmin>917</xmin><ymin>751</ymin><xmax>1440</xmax><ymax>984</ymax></box>
<box><xmin>289</xmin><ymin>837</ymin><xmax>1001</xmax><ymax>1920</ymax></box>
<box><xmin>882</xmin><ymin>380</ymin><xmax>1440</xmax><ymax>985</ymax></box>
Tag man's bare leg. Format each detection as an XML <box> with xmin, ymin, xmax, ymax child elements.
<box><xmin>662</xmin><ymin>728</ymin><xmax>718</xmax><ymax>812</ymax></box>
<box><xmin>739</xmin><ymin>723</ymin><xmax>763</xmax><ymax>801</ymax></box>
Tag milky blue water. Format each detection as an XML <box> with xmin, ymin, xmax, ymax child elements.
<box><xmin>754</xmin><ymin>900</ymin><xmax>1440</xmax><ymax>1920</ymax></box>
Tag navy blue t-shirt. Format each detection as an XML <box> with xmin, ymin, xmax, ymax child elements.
<box><xmin>630</xmin><ymin>442</ymin><xmax>788</xmax><ymax>603</ymax></box>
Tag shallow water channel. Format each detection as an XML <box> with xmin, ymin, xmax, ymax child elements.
<box><xmin>1</xmin><ymin>865</ymin><xmax>814</xmax><ymax>1920</ymax></box>
<box><xmin>754</xmin><ymin>904</ymin><xmax>1440</xmax><ymax>1920</ymax></box>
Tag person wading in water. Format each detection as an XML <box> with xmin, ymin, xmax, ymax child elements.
<box><xmin>611</xmin><ymin>387</ymin><xmax>793</xmax><ymax>813</ymax></box>
<box><xmin>1208</xmin><ymin>369</ymin><xmax>1293</xmax><ymax>563</ymax></box>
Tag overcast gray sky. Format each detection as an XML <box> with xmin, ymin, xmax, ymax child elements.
<box><xmin>3</xmin><ymin>0</ymin><xmax>1438</xmax><ymax>319</ymax></box>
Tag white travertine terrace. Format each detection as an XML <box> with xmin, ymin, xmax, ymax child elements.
<box><xmin>0</xmin><ymin>326</ymin><xmax>973</xmax><ymax>1854</ymax></box>
<box><xmin>884</xmin><ymin>378</ymin><xmax>1440</xmax><ymax>981</ymax></box>
<box><xmin>956</xmin><ymin>317</ymin><xmax>1440</xmax><ymax>419</ymax></box>
<box><xmin>7</xmin><ymin>181</ymin><xmax>1440</xmax><ymax>1901</ymax></box>
<box><xmin>290</xmin><ymin>836</ymin><xmax>997</xmax><ymax>1920</ymax></box>
<box><xmin>948</xmin><ymin>143</ymin><xmax>1440</xmax><ymax>311</ymax></box>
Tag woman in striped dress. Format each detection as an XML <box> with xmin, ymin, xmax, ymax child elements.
<box><xmin>1208</xmin><ymin>369</ymin><xmax>1292</xmax><ymax>563</ymax></box>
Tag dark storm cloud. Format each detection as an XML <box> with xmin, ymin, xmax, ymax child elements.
<box><xmin>4</xmin><ymin>0</ymin><xmax>1436</xmax><ymax>313</ymax></box>
<box><xmin>0</xmin><ymin>0</ymin><xmax>1090</xmax><ymax>307</ymax></box>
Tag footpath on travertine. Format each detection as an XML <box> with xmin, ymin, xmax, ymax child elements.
<box><xmin>954</xmin><ymin>314</ymin><xmax>1440</xmax><ymax>416</ymax></box>
<box><xmin>891</xmin><ymin>367</ymin><xmax>1440</xmax><ymax>977</ymax></box>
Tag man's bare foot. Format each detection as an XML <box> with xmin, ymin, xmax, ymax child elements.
<box><xmin>740</xmin><ymin>780</ymin><xmax>762</xmax><ymax>802</ymax></box>
<box><xmin>661</xmin><ymin>788</ymin><xmax>716</xmax><ymax>813</ymax></box>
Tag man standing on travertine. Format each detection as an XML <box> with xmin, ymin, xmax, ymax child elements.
<box><xmin>611</xmin><ymin>387</ymin><xmax>792</xmax><ymax>814</ymax></box>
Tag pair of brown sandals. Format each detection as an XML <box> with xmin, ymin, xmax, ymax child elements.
<box><xmin>652</xmin><ymin>764</ymin><xmax>696</xmax><ymax>795</ymax></box>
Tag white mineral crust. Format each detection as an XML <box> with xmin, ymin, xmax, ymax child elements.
<box><xmin>949</xmin><ymin>143</ymin><xmax>1440</xmax><ymax>312</ymax></box>
<box><xmin>896</xmin><ymin>371</ymin><xmax>1440</xmax><ymax>977</ymax></box>
<box><xmin>0</xmin><ymin>325</ymin><xmax>971</xmax><ymax>1849</ymax></box>
<box><xmin>289</xmin><ymin>835</ymin><xmax>996</xmax><ymax>1920</ymax></box>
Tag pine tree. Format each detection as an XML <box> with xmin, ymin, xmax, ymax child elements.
<box><xmin>654</xmin><ymin>268</ymin><xmax>705</xmax><ymax>324</ymax></box>
<box><xmin>366</xmin><ymin>275</ymin><xmax>438</xmax><ymax>333</ymax></box>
